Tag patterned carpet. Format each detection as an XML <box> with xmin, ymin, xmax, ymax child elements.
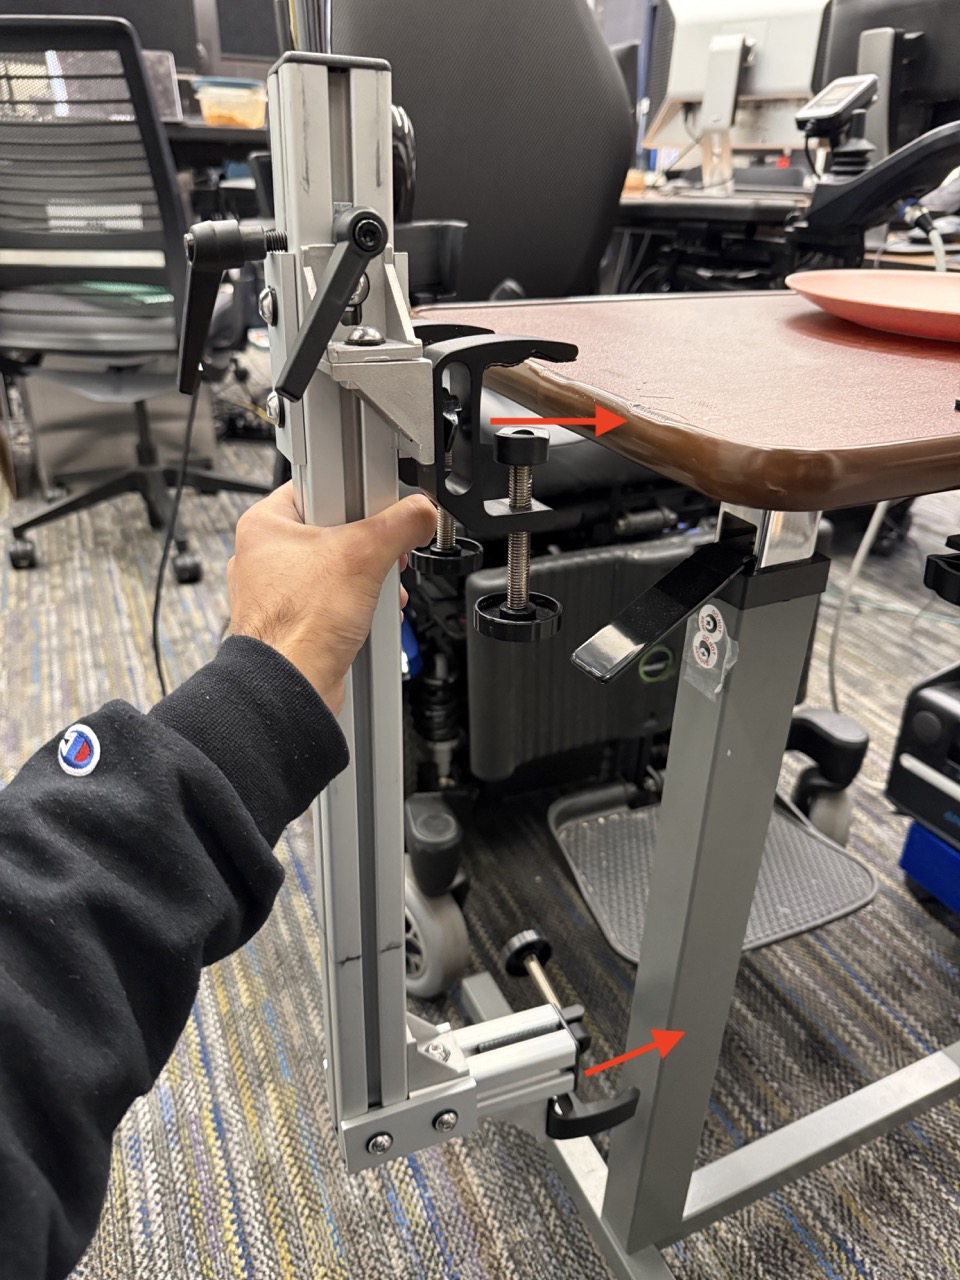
<box><xmin>3</xmin><ymin>443</ymin><xmax>960</xmax><ymax>1280</ymax></box>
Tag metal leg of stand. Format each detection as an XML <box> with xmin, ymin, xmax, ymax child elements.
<box><xmin>602</xmin><ymin>583</ymin><xmax>822</xmax><ymax>1252</ymax></box>
<box><xmin>462</xmin><ymin>974</ymin><xmax>677</xmax><ymax>1280</ymax></box>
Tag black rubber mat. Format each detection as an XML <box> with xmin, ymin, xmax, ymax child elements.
<box><xmin>549</xmin><ymin>786</ymin><xmax>877</xmax><ymax>962</ymax></box>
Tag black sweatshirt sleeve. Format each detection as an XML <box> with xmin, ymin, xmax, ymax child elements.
<box><xmin>0</xmin><ymin>635</ymin><xmax>348</xmax><ymax>1280</ymax></box>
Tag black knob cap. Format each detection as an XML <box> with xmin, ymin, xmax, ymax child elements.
<box><xmin>502</xmin><ymin>929</ymin><xmax>552</xmax><ymax>977</ymax></box>
<box><xmin>495</xmin><ymin>426</ymin><xmax>550</xmax><ymax>468</ymax></box>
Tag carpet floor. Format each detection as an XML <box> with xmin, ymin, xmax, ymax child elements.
<box><xmin>3</xmin><ymin>445</ymin><xmax>960</xmax><ymax>1280</ymax></box>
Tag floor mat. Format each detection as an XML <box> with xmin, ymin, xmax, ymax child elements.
<box><xmin>550</xmin><ymin>788</ymin><xmax>877</xmax><ymax>963</ymax></box>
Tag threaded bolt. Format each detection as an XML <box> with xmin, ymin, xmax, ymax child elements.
<box><xmin>434</xmin><ymin>452</ymin><xmax>455</xmax><ymax>551</ymax></box>
<box><xmin>505</xmin><ymin>465</ymin><xmax>533</xmax><ymax>611</ymax></box>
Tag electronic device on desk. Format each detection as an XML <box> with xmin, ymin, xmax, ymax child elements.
<box><xmin>821</xmin><ymin>0</ymin><xmax>960</xmax><ymax>160</ymax></box>
<box><xmin>8</xmin><ymin>0</ymin><xmax>200</xmax><ymax>71</ymax></box>
<box><xmin>887</xmin><ymin>535</ymin><xmax>960</xmax><ymax>915</ymax></box>
<box><xmin>644</xmin><ymin>0</ymin><xmax>832</xmax><ymax>195</ymax></box>
<box><xmin>192</xmin><ymin>0</ymin><xmax>282</xmax><ymax>79</ymax></box>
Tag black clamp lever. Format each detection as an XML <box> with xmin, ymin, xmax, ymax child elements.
<box><xmin>572</xmin><ymin>533</ymin><xmax>757</xmax><ymax>684</ymax></box>
<box><xmin>501</xmin><ymin>930</ymin><xmax>640</xmax><ymax>1142</ymax></box>
<box><xmin>275</xmin><ymin>206</ymin><xmax>388</xmax><ymax>403</ymax></box>
<box><xmin>924</xmin><ymin>533</ymin><xmax>960</xmax><ymax>607</ymax></box>
<box><xmin>178</xmin><ymin>220</ymin><xmax>287</xmax><ymax>395</ymax></box>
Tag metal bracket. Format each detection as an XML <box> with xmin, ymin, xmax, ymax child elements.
<box><xmin>264</xmin><ymin>250</ymin><xmax>306</xmax><ymax>466</ymax></box>
<box><xmin>417</xmin><ymin>332</ymin><xmax>578</xmax><ymax>537</ymax></box>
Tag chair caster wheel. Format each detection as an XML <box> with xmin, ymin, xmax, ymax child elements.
<box><xmin>9</xmin><ymin>538</ymin><xmax>36</xmax><ymax>570</ymax></box>
<box><xmin>405</xmin><ymin>866</ymin><xmax>469</xmax><ymax>998</ymax></box>
<box><xmin>148</xmin><ymin>508</ymin><xmax>167</xmax><ymax>531</ymax></box>
<box><xmin>44</xmin><ymin>486</ymin><xmax>68</xmax><ymax>503</ymax></box>
<box><xmin>173</xmin><ymin>552</ymin><xmax>202</xmax><ymax>584</ymax></box>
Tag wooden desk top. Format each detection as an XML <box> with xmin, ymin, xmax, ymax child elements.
<box><xmin>419</xmin><ymin>293</ymin><xmax>960</xmax><ymax>511</ymax></box>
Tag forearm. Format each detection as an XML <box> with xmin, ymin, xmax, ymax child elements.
<box><xmin>0</xmin><ymin>636</ymin><xmax>347</xmax><ymax>1280</ymax></box>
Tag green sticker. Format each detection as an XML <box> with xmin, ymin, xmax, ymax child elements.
<box><xmin>638</xmin><ymin>644</ymin><xmax>675</xmax><ymax>684</ymax></box>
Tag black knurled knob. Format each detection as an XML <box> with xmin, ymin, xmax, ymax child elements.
<box><xmin>495</xmin><ymin>426</ymin><xmax>550</xmax><ymax>468</ymax></box>
<box><xmin>502</xmin><ymin>929</ymin><xmax>552</xmax><ymax>977</ymax></box>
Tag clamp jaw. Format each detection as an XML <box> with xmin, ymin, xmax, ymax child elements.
<box><xmin>410</xmin><ymin>332</ymin><xmax>579</xmax><ymax>642</ymax></box>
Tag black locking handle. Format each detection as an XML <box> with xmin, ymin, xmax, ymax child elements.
<box><xmin>572</xmin><ymin>536</ymin><xmax>756</xmax><ymax>684</ymax></box>
<box><xmin>178</xmin><ymin>220</ymin><xmax>287</xmax><ymax>395</ymax></box>
<box><xmin>545</xmin><ymin>1087</ymin><xmax>641</xmax><ymax>1141</ymax></box>
<box><xmin>275</xmin><ymin>206</ymin><xmax>389</xmax><ymax>403</ymax></box>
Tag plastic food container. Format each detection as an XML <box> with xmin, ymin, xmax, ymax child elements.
<box><xmin>192</xmin><ymin>77</ymin><xmax>267</xmax><ymax>129</ymax></box>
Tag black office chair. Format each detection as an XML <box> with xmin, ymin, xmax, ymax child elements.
<box><xmin>332</xmin><ymin>0</ymin><xmax>636</xmax><ymax>301</ymax></box>
<box><xmin>0</xmin><ymin>16</ymin><xmax>269</xmax><ymax>581</ymax></box>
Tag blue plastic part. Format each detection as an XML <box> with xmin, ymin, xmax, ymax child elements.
<box><xmin>401</xmin><ymin>616</ymin><xmax>422</xmax><ymax>681</ymax></box>
<box><xmin>900</xmin><ymin>822</ymin><xmax>960</xmax><ymax>914</ymax></box>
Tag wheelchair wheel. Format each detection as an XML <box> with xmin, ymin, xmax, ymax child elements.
<box><xmin>405</xmin><ymin>872</ymin><xmax>469</xmax><ymax>999</ymax></box>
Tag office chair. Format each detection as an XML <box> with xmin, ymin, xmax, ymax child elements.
<box><xmin>0</xmin><ymin>16</ymin><xmax>269</xmax><ymax>581</ymax></box>
<box><xmin>332</xmin><ymin>0</ymin><xmax>636</xmax><ymax>301</ymax></box>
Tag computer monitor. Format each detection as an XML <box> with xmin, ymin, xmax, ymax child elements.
<box><xmin>821</xmin><ymin>0</ymin><xmax>960</xmax><ymax>150</ymax></box>
<box><xmin>192</xmin><ymin>0</ymin><xmax>283</xmax><ymax>79</ymax></box>
<box><xmin>644</xmin><ymin>0</ymin><xmax>833</xmax><ymax>168</ymax></box>
<box><xmin>5</xmin><ymin>0</ymin><xmax>200</xmax><ymax>71</ymax></box>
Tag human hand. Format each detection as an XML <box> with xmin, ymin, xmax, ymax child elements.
<box><xmin>228</xmin><ymin>483</ymin><xmax>437</xmax><ymax>714</ymax></box>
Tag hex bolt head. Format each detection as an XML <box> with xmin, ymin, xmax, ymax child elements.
<box><xmin>433</xmin><ymin>1110</ymin><xmax>459</xmax><ymax>1133</ymax></box>
<box><xmin>495</xmin><ymin>426</ymin><xmax>550</xmax><ymax>468</ymax></box>
<box><xmin>354</xmin><ymin>216</ymin><xmax>386</xmax><ymax>253</ymax></box>
<box><xmin>346</xmin><ymin>325</ymin><xmax>385</xmax><ymax>346</ymax></box>
<box><xmin>348</xmin><ymin>273</ymin><xmax>370</xmax><ymax>308</ymax></box>
<box><xmin>265</xmin><ymin>391</ymin><xmax>283</xmax><ymax>426</ymax></box>
<box><xmin>258</xmin><ymin>287</ymin><xmax>277</xmax><ymax>326</ymax></box>
<box><xmin>367</xmin><ymin>1132</ymin><xmax>393</xmax><ymax>1155</ymax></box>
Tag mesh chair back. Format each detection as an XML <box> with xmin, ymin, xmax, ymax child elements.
<box><xmin>332</xmin><ymin>0</ymin><xmax>635</xmax><ymax>301</ymax></box>
<box><xmin>0</xmin><ymin>17</ymin><xmax>186</xmax><ymax>319</ymax></box>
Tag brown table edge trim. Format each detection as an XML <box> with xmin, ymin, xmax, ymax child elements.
<box><xmin>483</xmin><ymin>362</ymin><xmax>953</xmax><ymax>513</ymax></box>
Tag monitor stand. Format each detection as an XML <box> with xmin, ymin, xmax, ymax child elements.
<box><xmin>697</xmin><ymin>32</ymin><xmax>753</xmax><ymax>197</ymax></box>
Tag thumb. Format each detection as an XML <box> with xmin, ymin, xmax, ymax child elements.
<box><xmin>354</xmin><ymin>494</ymin><xmax>438</xmax><ymax>577</ymax></box>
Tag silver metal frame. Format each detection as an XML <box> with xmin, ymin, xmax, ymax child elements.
<box><xmin>262</xmin><ymin>48</ymin><xmax>960</xmax><ymax>1276</ymax></box>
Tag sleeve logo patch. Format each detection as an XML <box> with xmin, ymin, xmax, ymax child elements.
<box><xmin>58</xmin><ymin>724</ymin><xmax>101</xmax><ymax>777</ymax></box>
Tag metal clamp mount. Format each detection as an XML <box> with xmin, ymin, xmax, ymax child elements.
<box><xmin>502</xmin><ymin>931</ymin><xmax>640</xmax><ymax>1141</ymax></box>
<box><xmin>412</xmin><ymin>332</ymin><xmax>578</xmax><ymax>643</ymax></box>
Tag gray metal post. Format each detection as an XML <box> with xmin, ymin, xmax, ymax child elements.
<box><xmin>602</xmin><ymin>584</ymin><xmax>822</xmax><ymax>1251</ymax></box>
<box><xmin>268</xmin><ymin>54</ymin><xmax>410</xmax><ymax>1142</ymax></box>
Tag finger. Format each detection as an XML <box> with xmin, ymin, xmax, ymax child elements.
<box><xmin>399</xmin><ymin>553</ymin><xmax>408</xmax><ymax>573</ymax></box>
<box><xmin>354</xmin><ymin>494</ymin><xmax>438</xmax><ymax>577</ymax></box>
<box><xmin>400</xmin><ymin>585</ymin><xmax>409</xmax><ymax>610</ymax></box>
<box><xmin>252</xmin><ymin>481</ymin><xmax>303</xmax><ymax>523</ymax></box>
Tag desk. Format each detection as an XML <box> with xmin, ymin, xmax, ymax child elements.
<box><xmin>423</xmin><ymin>292</ymin><xmax>960</xmax><ymax>510</ymax></box>
<box><xmin>165</xmin><ymin>118</ymin><xmax>268</xmax><ymax>169</ymax></box>
<box><xmin>618</xmin><ymin>188</ymin><xmax>807</xmax><ymax>228</ymax></box>
<box><xmin>612</xmin><ymin>189</ymin><xmax>808</xmax><ymax>292</ymax></box>
<box><xmin>421</xmin><ymin>291</ymin><xmax>960</xmax><ymax>1277</ymax></box>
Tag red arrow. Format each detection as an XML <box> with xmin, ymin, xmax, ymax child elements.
<box><xmin>489</xmin><ymin>403</ymin><xmax>627</xmax><ymax>437</ymax></box>
<box><xmin>584</xmin><ymin>1029</ymin><xmax>685</xmax><ymax>1078</ymax></box>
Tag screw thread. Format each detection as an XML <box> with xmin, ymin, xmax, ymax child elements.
<box><xmin>506</xmin><ymin>532</ymin><xmax>531</xmax><ymax>609</ymax></box>
<box><xmin>508</xmin><ymin>466</ymin><xmax>533</xmax><ymax>511</ymax></box>
<box><xmin>505</xmin><ymin>465</ymin><xmax>533</xmax><ymax>611</ymax></box>
<box><xmin>435</xmin><ymin>453</ymin><xmax>455</xmax><ymax>551</ymax></box>
<box><xmin>263</xmin><ymin>229</ymin><xmax>288</xmax><ymax>253</ymax></box>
